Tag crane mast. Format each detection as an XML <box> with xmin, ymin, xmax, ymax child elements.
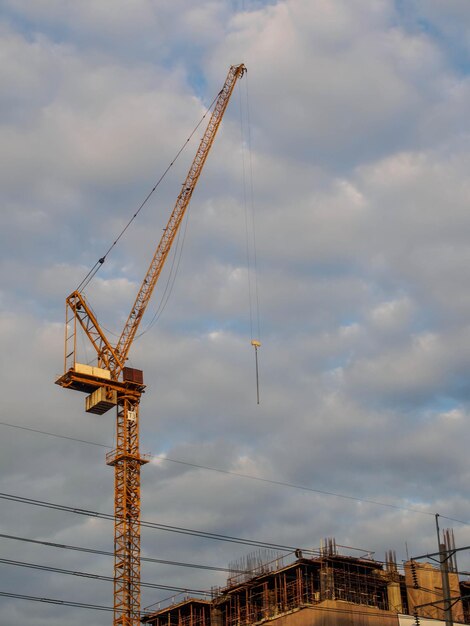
<box><xmin>56</xmin><ymin>63</ymin><xmax>246</xmax><ymax>626</ymax></box>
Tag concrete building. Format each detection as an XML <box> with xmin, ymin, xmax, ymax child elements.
<box><xmin>142</xmin><ymin>540</ymin><xmax>470</xmax><ymax>626</ymax></box>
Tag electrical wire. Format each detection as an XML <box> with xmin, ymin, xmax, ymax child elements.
<box><xmin>0</xmin><ymin>421</ymin><xmax>111</xmax><ymax>448</ymax></box>
<box><xmin>154</xmin><ymin>458</ymin><xmax>440</xmax><ymax>519</ymax></box>
<box><xmin>4</xmin><ymin>490</ymin><xmax>466</xmax><ymax>569</ymax></box>
<box><xmin>1</xmin><ymin>589</ymin><xmax>450</xmax><ymax>621</ymax></box>
<box><xmin>0</xmin><ymin>590</ymin><xmax>113</xmax><ymax>613</ymax></box>
<box><xmin>0</xmin><ymin>557</ymin><xmax>208</xmax><ymax>594</ymax></box>
<box><xmin>76</xmin><ymin>92</ymin><xmax>221</xmax><ymax>293</ymax></box>
<box><xmin>0</xmin><ymin>420</ymin><xmax>467</xmax><ymax>524</ymax></box>
<box><xmin>0</xmin><ymin>531</ymin><xmax>414</xmax><ymax>574</ymax></box>
<box><xmin>0</xmin><ymin>492</ymin><xmax>312</xmax><ymax>553</ymax></box>
<box><xmin>0</xmin><ymin>532</ymin><xmax>235</xmax><ymax>573</ymax></box>
<box><xmin>3</xmin><ymin>530</ymin><xmax>463</xmax><ymax>589</ymax></box>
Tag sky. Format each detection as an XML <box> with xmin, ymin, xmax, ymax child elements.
<box><xmin>1</xmin><ymin>0</ymin><xmax>470</xmax><ymax>623</ymax></box>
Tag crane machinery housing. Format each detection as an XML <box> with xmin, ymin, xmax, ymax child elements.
<box><xmin>55</xmin><ymin>63</ymin><xmax>246</xmax><ymax>626</ymax></box>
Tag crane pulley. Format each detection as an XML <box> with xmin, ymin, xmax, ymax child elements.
<box><xmin>56</xmin><ymin>63</ymin><xmax>246</xmax><ymax>626</ymax></box>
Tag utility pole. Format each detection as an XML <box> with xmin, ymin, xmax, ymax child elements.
<box><xmin>411</xmin><ymin>518</ymin><xmax>470</xmax><ymax>626</ymax></box>
<box><xmin>436</xmin><ymin>514</ymin><xmax>453</xmax><ymax>626</ymax></box>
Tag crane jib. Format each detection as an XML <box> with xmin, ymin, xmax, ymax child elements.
<box><xmin>58</xmin><ymin>63</ymin><xmax>245</xmax><ymax>384</ymax></box>
<box><xmin>114</xmin><ymin>63</ymin><xmax>246</xmax><ymax>371</ymax></box>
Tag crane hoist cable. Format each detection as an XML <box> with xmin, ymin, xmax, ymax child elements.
<box><xmin>238</xmin><ymin>71</ymin><xmax>261</xmax><ymax>403</ymax></box>
<box><xmin>86</xmin><ymin>205</ymin><xmax>190</xmax><ymax>345</ymax></box>
<box><xmin>136</xmin><ymin>204</ymin><xmax>191</xmax><ymax>339</ymax></box>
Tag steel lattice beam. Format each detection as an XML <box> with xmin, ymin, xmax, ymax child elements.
<box><xmin>107</xmin><ymin>397</ymin><xmax>149</xmax><ymax>626</ymax></box>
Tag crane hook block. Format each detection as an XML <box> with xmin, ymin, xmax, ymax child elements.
<box><xmin>251</xmin><ymin>340</ymin><xmax>261</xmax><ymax>405</ymax></box>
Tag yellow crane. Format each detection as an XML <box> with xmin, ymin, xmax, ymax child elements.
<box><xmin>55</xmin><ymin>63</ymin><xmax>246</xmax><ymax>626</ymax></box>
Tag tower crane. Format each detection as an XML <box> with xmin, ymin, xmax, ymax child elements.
<box><xmin>55</xmin><ymin>63</ymin><xmax>246</xmax><ymax>626</ymax></box>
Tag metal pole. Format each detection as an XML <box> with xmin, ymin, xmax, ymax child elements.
<box><xmin>436</xmin><ymin>514</ymin><xmax>453</xmax><ymax>626</ymax></box>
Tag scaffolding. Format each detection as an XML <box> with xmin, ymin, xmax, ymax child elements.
<box><xmin>143</xmin><ymin>543</ymin><xmax>470</xmax><ymax>626</ymax></box>
<box><xmin>211</xmin><ymin>552</ymin><xmax>395</xmax><ymax>626</ymax></box>
<box><xmin>217</xmin><ymin>560</ymin><xmax>318</xmax><ymax>626</ymax></box>
<box><xmin>143</xmin><ymin>599</ymin><xmax>211</xmax><ymax>626</ymax></box>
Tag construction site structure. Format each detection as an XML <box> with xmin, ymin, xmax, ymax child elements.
<box><xmin>142</xmin><ymin>540</ymin><xmax>470</xmax><ymax>626</ymax></box>
<box><xmin>55</xmin><ymin>63</ymin><xmax>246</xmax><ymax>626</ymax></box>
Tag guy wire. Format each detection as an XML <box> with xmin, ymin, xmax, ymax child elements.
<box><xmin>76</xmin><ymin>91</ymin><xmax>221</xmax><ymax>293</ymax></box>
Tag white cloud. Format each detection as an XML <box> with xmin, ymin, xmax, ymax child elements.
<box><xmin>1</xmin><ymin>1</ymin><xmax>470</xmax><ymax>623</ymax></box>
<box><xmin>369</xmin><ymin>297</ymin><xmax>414</xmax><ymax>333</ymax></box>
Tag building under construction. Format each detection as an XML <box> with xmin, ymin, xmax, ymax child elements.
<box><xmin>142</xmin><ymin>537</ymin><xmax>470</xmax><ymax>626</ymax></box>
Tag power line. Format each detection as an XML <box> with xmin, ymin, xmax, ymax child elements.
<box><xmin>0</xmin><ymin>420</ymin><xmax>461</xmax><ymax>523</ymax></box>
<box><xmin>0</xmin><ymin>421</ymin><xmax>111</xmax><ymax>448</ymax></box>
<box><xmin>0</xmin><ymin>531</ymin><xmax>410</xmax><ymax>574</ymax></box>
<box><xmin>136</xmin><ymin>202</ymin><xmax>191</xmax><ymax>339</ymax></box>
<box><xmin>150</xmin><ymin>457</ymin><xmax>440</xmax><ymax>520</ymax></box>
<box><xmin>1</xmin><ymin>588</ymin><xmax>446</xmax><ymax>621</ymax></box>
<box><xmin>0</xmin><ymin>590</ymin><xmax>114</xmax><ymax>613</ymax></box>
<box><xmin>0</xmin><ymin>532</ymin><xmax>234</xmax><ymax>574</ymax></box>
<box><xmin>0</xmin><ymin>557</ymin><xmax>208</xmax><ymax>594</ymax></box>
<box><xmin>0</xmin><ymin>491</ymin><xmax>308</xmax><ymax>553</ymax></box>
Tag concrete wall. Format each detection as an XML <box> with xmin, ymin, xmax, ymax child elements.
<box><xmin>404</xmin><ymin>561</ymin><xmax>464</xmax><ymax>622</ymax></box>
<box><xmin>257</xmin><ymin>601</ymin><xmax>399</xmax><ymax>626</ymax></box>
<box><xmin>399</xmin><ymin>615</ymin><xmax>467</xmax><ymax>626</ymax></box>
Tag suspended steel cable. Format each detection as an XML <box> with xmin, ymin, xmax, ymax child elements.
<box><xmin>238</xmin><ymin>74</ymin><xmax>261</xmax><ymax>402</ymax></box>
<box><xmin>244</xmin><ymin>72</ymin><xmax>261</xmax><ymax>344</ymax></box>
<box><xmin>0</xmin><ymin>532</ymin><xmax>235</xmax><ymax>574</ymax></box>
<box><xmin>0</xmin><ymin>532</ymin><xmax>428</xmax><ymax>581</ymax></box>
<box><xmin>239</xmin><ymin>84</ymin><xmax>254</xmax><ymax>342</ymax></box>
<box><xmin>0</xmin><ymin>590</ymin><xmax>114</xmax><ymax>613</ymax></box>
<box><xmin>4</xmin><ymin>589</ymin><xmax>450</xmax><ymax>623</ymax></box>
<box><xmin>9</xmin><ymin>588</ymin><xmax>157</xmax><ymax>618</ymax></box>
<box><xmin>0</xmin><ymin>420</ymin><xmax>112</xmax><ymax>448</ymax></box>
<box><xmin>0</xmin><ymin>557</ymin><xmax>208</xmax><ymax>594</ymax></box>
<box><xmin>0</xmin><ymin>420</ymin><xmax>464</xmax><ymax>524</ymax></box>
<box><xmin>0</xmin><ymin>532</ymin><xmax>407</xmax><ymax>579</ymax></box>
<box><xmin>0</xmin><ymin>492</ymin><xmax>311</xmax><ymax>553</ymax></box>
<box><xmin>136</xmin><ymin>205</ymin><xmax>191</xmax><ymax>339</ymax></box>
<box><xmin>76</xmin><ymin>91</ymin><xmax>221</xmax><ymax>293</ymax></box>
<box><xmin>82</xmin><ymin>205</ymin><xmax>191</xmax><ymax>342</ymax></box>
<box><xmin>136</xmin><ymin>221</ymin><xmax>184</xmax><ymax>336</ymax></box>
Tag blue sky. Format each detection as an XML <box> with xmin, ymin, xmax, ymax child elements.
<box><xmin>1</xmin><ymin>1</ymin><xmax>470</xmax><ymax>624</ymax></box>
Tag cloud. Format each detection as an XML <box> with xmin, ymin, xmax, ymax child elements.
<box><xmin>209</xmin><ymin>0</ymin><xmax>447</xmax><ymax>169</ymax></box>
<box><xmin>1</xmin><ymin>1</ymin><xmax>470</xmax><ymax>623</ymax></box>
